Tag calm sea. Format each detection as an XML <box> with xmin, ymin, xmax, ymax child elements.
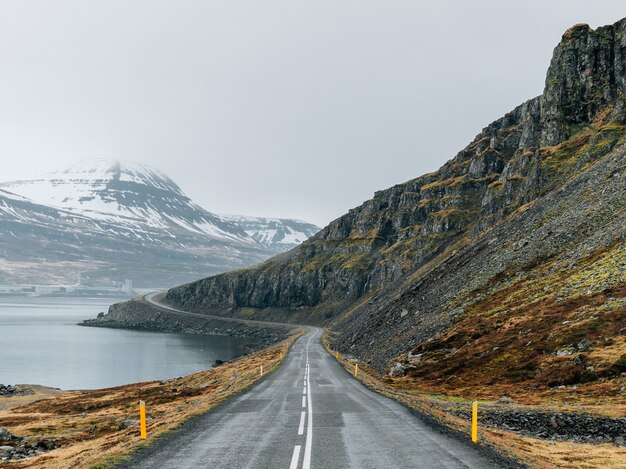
<box><xmin>0</xmin><ymin>296</ymin><xmax>255</xmax><ymax>390</ymax></box>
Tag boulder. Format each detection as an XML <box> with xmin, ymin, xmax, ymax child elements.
<box><xmin>496</xmin><ymin>396</ymin><xmax>516</xmax><ymax>404</ymax></box>
<box><xmin>407</xmin><ymin>352</ymin><xmax>422</xmax><ymax>365</ymax></box>
<box><xmin>389</xmin><ymin>363</ymin><xmax>405</xmax><ymax>377</ymax></box>
<box><xmin>0</xmin><ymin>427</ymin><xmax>15</xmax><ymax>441</ymax></box>
<box><xmin>0</xmin><ymin>445</ymin><xmax>13</xmax><ymax>458</ymax></box>
<box><xmin>118</xmin><ymin>419</ymin><xmax>139</xmax><ymax>430</ymax></box>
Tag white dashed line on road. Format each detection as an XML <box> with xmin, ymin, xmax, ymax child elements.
<box><xmin>289</xmin><ymin>445</ymin><xmax>301</xmax><ymax>469</ymax></box>
<box><xmin>303</xmin><ymin>332</ymin><xmax>314</xmax><ymax>469</ymax></box>
<box><xmin>298</xmin><ymin>411</ymin><xmax>306</xmax><ymax>435</ymax></box>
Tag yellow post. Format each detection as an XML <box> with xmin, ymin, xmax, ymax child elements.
<box><xmin>335</xmin><ymin>351</ymin><xmax>339</xmax><ymax>359</ymax></box>
<box><xmin>471</xmin><ymin>401</ymin><xmax>478</xmax><ymax>443</ymax></box>
<box><xmin>354</xmin><ymin>363</ymin><xmax>359</xmax><ymax>378</ymax></box>
<box><xmin>260</xmin><ymin>365</ymin><xmax>263</xmax><ymax>375</ymax></box>
<box><xmin>139</xmin><ymin>401</ymin><xmax>147</xmax><ymax>440</ymax></box>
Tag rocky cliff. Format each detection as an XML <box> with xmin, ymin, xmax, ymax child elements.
<box><xmin>164</xmin><ymin>17</ymin><xmax>625</xmax><ymax>338</ymax></box>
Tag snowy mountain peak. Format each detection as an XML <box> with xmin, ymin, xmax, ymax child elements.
<box><xmin>51</xmin><ymin>158</ymin><xmax>183</xmax><ymax>194</ymax></box>
<box><xmin>221</xmin><ymin>215</ymin><xmax>320</xmax><ymax>251</ymax></box>
<box><xmin>0</xmin><ymin>158</ymin><xmax>249</xmax><ymax>241</ymax></box>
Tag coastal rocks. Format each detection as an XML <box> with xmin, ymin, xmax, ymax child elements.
<box><xmin>0</xmin><ymin>385</ymin><xmax>16</xmax><ymax>396</ymax></box>
<box><xmin>0</xmin><ymin>384</ymin><xmax>29</xmax><ymax>397</ymax></box>
<box><xmin>0</xmin><ymin>384</ymin><xmax>31</xmax><ymax>397</ymax></box>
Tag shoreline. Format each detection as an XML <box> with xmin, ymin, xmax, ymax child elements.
<box><xmin>0</xmin><ymin>326</ymin><xmax>305</xmax><ymax>468</ymax></box>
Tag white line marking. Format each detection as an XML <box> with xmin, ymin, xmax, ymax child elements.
<box><xmin>289</xmin><ymin>445</ymin><xmax>301</xmax><ymax>469</ymax></box>
<box><xmin>303</xmin><ymin>387</ymin><xmax>307</xmax><ymax>395</ymax></box>
<box><xmin>303</xmin><ymin>332</ymin><xmax>314</xmax><ymax>469</ymax></box>
<box><xmin>298</xmin><ymin>411</ymin><xmax>306</xmax><ymax>435</ymax></box>
<box><xmin>302</xmin><ymin>395</ymin><xmax>306</xmax><ymax>407</ymax></box>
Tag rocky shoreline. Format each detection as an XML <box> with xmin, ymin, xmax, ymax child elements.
<box><xmin>81</xmin><ymin>297</ymin><xmax>297</xmax><ymax>352</ymax></box>
<box><xmin>0</xmin><ymin>385</ymin><xmax>30</xmax><ymax>398</ymax></box>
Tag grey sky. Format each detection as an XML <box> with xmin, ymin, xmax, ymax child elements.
<box><xmin>1</xmin><ymin>1</ymin><xmax>624</xmax><ymax>227</ymax></box>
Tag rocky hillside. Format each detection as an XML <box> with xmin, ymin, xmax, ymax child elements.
<box><xmin>161</xmin><ymin>19</ymin><xmax>626</xmax><ymax>399</ymax></box>
<box><xmin>165</xmin><ymin>18</ymin><xmax>625</xmax><ymax>317</ymax></box>
<box><xmin>0</xmin><ymin>159</ymin><xmax>318</xmax><ymax>287</ymax></box>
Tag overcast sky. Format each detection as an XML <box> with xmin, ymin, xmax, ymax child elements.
<box><xmin>0</xmin><ymin>1</ymin><xmax>624</xmax><ymax>227</ymax></box>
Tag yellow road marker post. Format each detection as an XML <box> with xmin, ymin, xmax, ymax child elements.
<box><xmin>471</xmin><ymin>401</ymin><xmax>478</xmax><ymax>443</ymax></box>
<box><xmin>335</xmin><ymin>351</ymin><xmax>339</xmax><ymax>359</ymax></box>
<box><xmin>354</xmin><ymin>363</ymin><xmax>359</xmax><ymax>378</ymax></box>
<box><xmin>139</xmin><ymin>401</ymin><xmax>147</xmax><ymax>440</ymax></box>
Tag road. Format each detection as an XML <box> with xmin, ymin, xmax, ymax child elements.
<box><xmin>120</xmin><ymin>326</ymin><xmax>498</xmax><ymax>468</ymax></box>
<box><xmin>143</xmin><ymin>291</ymin><xmax>295</xmax><ymax>330</ymax></box>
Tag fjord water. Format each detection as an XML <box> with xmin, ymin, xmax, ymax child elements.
<box><xmin>0</xmin><ymin>297</ymin><xmax>255</xmax><ymax>390</ymax></box>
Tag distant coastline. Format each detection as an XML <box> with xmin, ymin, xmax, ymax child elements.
<box><xmin>0</xmin><ymin>291</ymin><xmax>134</xmax><ymax>299</ymax></box>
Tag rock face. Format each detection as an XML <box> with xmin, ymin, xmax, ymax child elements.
<box><xmin>163</xmin><ymin>17</ymin><xmax>626</xmax><ymax>336</ymax></box>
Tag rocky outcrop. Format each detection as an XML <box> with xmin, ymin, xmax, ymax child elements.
<box><xmin>0</xmin><ymin>426</ymin><xmax>58</xmax><ymax>462</ymax></box>
<box><xmin>0</xmin><ymin>385</ymin><xmax>30</xmax><ymax>397</ymax></box>
<box><xmin>163</xmin><ymin>17</ymin><xmax>626</xmax><ymax>333</ymax></box>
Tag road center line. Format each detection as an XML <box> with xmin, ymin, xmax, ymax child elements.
<box><xmin>289</xmin><ymin>445</ymin><xmax>301</xmax><ymax>469</ymax></box>
<box><xmin>298</xmin><ymin>411</ymin><xmax>306</xmax><ymax>435</ymax></box>
<box><xmin>302</xmin><ymin>332</ymin><xmax>314</xmax><ymax>469</ymax></box>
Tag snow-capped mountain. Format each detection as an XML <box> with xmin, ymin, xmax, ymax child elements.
<box><xmin>1</xmin><ymin>159</ymin><xmax>250</xmax><ymax>242</ymax></box>
<box><xmin>221</xmin><ymin>215</ymin><xmax>320</xmax><ymax>251</ymax></box>
<box><xmin>0</xmin><ymin>159</ymin><xmax>318</xmax><ymax>287</ymax></box>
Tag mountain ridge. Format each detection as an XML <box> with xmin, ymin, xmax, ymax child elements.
<box><xmin>0</xmin><ymin>159</ymin><xmax>320</xmax><ymax>286</ymax></box>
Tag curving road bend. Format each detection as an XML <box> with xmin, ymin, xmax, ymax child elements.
<box><xmin>120</xmin><ymin>326</ymin><xmax>497</xmax><ymax>468</ymax></box>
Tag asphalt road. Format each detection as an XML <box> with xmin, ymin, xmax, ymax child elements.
<box><xmin>120</xmin><ymin>328</ymin><xmax>498</xmax><ymax>469</ymax></box>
